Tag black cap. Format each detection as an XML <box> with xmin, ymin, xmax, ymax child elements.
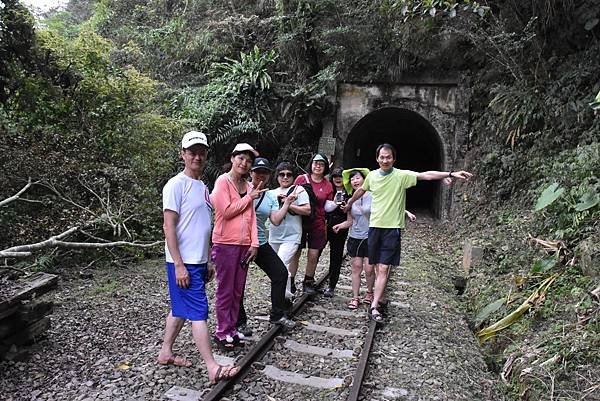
<box><xmin>251</xmin><ymin>157</ymin><xmax>272</xmax><ymax>171</ymax></box>
<box><xmin>331</xmin><ymin>167</ymin><xmax>343</xmax><ymax>177</ymax></box>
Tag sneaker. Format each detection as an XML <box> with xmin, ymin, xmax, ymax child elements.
<box><xmin>270</xmin><ymin>316</ymin><xmax>296</xmax><ymax>330</ymax></box>
<box><xmin>214</xmin><ymin>335</ymin><xmax>236</xmax><ymax>349</ymax></box>
<box><xmin>303</xmin><ymin>282</ymin><xmax>317</xmax><ymax>295</ymax></box>
<box><xmin>323</xmin><ymin>287</ymin><xmax>334</xmax><ymax>298</ymax></box>
<box><xmin>237</xmin><ymin>324</ymin><xmax>253</xmax><ymax>337</ymax></box>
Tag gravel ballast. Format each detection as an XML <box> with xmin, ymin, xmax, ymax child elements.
<box><xmin>0</xmin><ymin>217</ymin><xmax>503</xmax><ymax>400</ymax></box>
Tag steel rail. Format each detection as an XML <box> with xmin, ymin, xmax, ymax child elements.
<box><xmin>202</xmin><ymin>273</ymin><xmax>330</xmax><ymax>400</ymax></box>
<box><xmin>346</xmin><ymin>319</ymin><xmax>377</xmax><ymax>401</ymax></box>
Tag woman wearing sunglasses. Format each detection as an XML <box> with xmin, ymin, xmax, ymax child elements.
<box><xmin>268</xmin><ymin>162</ymin><xmax>311</xmax><ymax>299</ymax></box>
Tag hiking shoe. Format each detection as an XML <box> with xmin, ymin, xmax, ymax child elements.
<box><xmin>323</xmin><ymin>287</ymin><xmax>334</xmax><ymax>298</ymax></box>
<box><xmin>270</xmin><ymin>316</ymin><xmax>296</xmax><ymax>330</ymax></box>
<box><xmin>302</xmin><ymin>282</ymin><xmax>317</xmax><ymax>295</ymax></box>
<box><xmin>236</xmin><ymin>324</ymin><xmax>253</xmax><ymax>338</ymax></box>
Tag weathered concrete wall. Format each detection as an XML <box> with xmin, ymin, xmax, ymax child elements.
<box><xmin>321</xmin><ymin>78</ymin><xmax>470</xmax><ymax>220</ymax></box>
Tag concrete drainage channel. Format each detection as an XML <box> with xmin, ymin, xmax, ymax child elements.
<box><xmin>164</xmin><ymin>273</ymin><xmax>378</xmax><ymax>401</ymax></box>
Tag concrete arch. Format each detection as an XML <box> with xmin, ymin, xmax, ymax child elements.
<box><xmin>322</xmin><ymin>80</ymin><xmax>469</xmax><ymax>220</ymax></box>
<box><xmin>343</xmin><ymin>107</ymin><xmax>445</xmax><ymax>217</ymax></box>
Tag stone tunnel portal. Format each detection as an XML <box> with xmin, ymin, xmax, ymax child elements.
<box><xmin>342</xmin><ymin>108</ymin><xmax>444</xmax><ymax>217</ymax></box>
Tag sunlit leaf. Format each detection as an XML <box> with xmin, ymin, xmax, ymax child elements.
<box><xmin>535</xmin><ymin>183</ymin><xmax>564</xmax><ymax>211</ymax></box>
<box><xmin>574</xmin><ymin>192</ymin><xmax>599</xmax><ymax>212</ymax></box>
<box><xmin>531</xmin><ymin>257</ymin><xmax>556</xmax><ymax>273</ymax></box>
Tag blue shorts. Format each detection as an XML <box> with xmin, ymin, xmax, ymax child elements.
<box><xmin>166</xmin><ymin>262</ymin><xmax>209</xmax><ymax>321</ymax></box>
<box><xmin>367</xmin><ymin>228</ymin><xmax>402</xmax><ymax>266</ymax></box>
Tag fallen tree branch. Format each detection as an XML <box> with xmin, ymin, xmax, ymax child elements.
<box><xmin>0</xmin><ymin>226</ymin><xmax>161</xmax><ymax>258</ymax></box>
<box><xmin>0</xmin><ymin>178</ymin><xmax>37</xmax><ymax>207</ymax></box>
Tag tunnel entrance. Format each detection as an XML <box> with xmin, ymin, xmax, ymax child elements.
<box><xmin>342</xmin><ymin>108</ymin><xmax>444</xmax><ymax>217</ymax></box>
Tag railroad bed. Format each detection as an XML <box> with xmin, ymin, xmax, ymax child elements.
<box><xmin>165</xmin><ymin>218</ymin><xmax>504</xmax><ymax>401</ymax></box>
<box><xmin>0</xmin><ymin>218</ymin><xmax>504</xmax><ymax>401</ymax></box>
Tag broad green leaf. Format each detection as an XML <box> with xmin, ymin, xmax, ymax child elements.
<box><xmin>531</xmin><ymin>257</ymin><xmax>556</xmax><ymax>273</ymax></box>
<box><xmin>474</xmin><ymin>298</ymin><xmax>505</xmax><ymax>327</ymax></box>
<box><xmin>535</xmin><ymin>183</ymin><xmax>565</xmax><ymax>211</ymax></box>
<box><xmin>574</xmin><ymin>192</ymin><xmax>599</xmax><ymax>211</ymax></box>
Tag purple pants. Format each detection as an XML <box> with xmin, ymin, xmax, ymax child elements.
<box><xmin>211</xmin><ymin>243</ymin><xmax>249</xmax><ymax>340</ymax></box>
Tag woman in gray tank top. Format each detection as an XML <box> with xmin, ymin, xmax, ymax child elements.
<box><xmin>332</xmin><ymin>169</ymin><xmax>374</xmax><ymax>309</ymax></box>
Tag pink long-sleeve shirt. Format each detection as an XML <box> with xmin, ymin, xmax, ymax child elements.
<box><xmin>211</xmin><ymin>173</ymin><xmax>259</xmax><ymax>248</ymax></box>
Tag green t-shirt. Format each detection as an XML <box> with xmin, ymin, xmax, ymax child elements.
<box><xmin>362</xmin><ymin>168</ymin><xmax>417</xmax><ymax>228</ymax></box>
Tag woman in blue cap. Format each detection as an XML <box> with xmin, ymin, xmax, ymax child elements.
<box><xmin>236</xmin><ymin>157</ymin><xmax>297</xmax><ymax>334</ymax></box>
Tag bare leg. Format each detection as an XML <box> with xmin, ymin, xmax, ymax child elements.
<box><xmin>351</xmin><ymin>257</ymin><xmax>363</xmax><ymax>298</ymax></box>
<box><xmin>364</xmin><ymin>259</ymin><xmax>375</xmax><ymax>294</ymax></box>
<box><xmin>305</xmin><ymin>248</ymin><xmax>320</xmax><ymax>278</ymax></box>
<box><xmin>371</xmin><ymin>264</ymin><xmax>390</xmax><ymax>310</ymax></box>
<box><xmin>158</xmin><ymin>312</ymin><xmax>185</xmax><ymax>362</ymax></box>
<box><xmin>190</xmin><ymin>320</ymin><xmax>239</xmax><ymax>382</ymax></box>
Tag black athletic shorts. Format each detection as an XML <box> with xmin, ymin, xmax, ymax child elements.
<box><xmin>367</xmin><ymin>227</ymin><xmax>402</xmax><ymax>266</ymax></box>
<box><xmin>346</xmin><ymin>237</ymin><xmax>368</xmax><ymax>258</ymax></box>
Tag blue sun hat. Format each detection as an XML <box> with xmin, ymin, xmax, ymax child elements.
<box><xmin>342</xmin><ymin>168</ymin><xmax>371</xmax><ymax>194</ymax></box>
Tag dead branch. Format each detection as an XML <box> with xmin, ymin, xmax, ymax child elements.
<box><xmin>0</xmin><ymin>225</ymin><xmax>161</xmax><ymax>258</ymax></box>
<box><xmin>0</xmin><ymin>178</ymin><xmax>38</xmax><ymax>207</ymax></box>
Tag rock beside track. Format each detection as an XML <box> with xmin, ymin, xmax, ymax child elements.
<box><xmin>0</xmin><ymin>217</ymin><xmax>503</xmax><ymax>400</ymax></box>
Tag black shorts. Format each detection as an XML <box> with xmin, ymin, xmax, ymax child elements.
<box><xmin>347</xmin><ymin>237</ymin><xmax>368</xmax><ymax>258</ymax></box>
<box><xmin>367</xmin><ymin>227</ymin><xmax>402</xmax><ymax>266</ymax></box>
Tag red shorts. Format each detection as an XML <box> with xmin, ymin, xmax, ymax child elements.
<box><xmin>299</xmin><ymin>223</ymin><xmax>327</xmax><ymax>250</ymax></box>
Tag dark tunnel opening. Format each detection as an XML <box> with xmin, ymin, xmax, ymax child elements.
<box><xmin>342</xmin><ymin>108</ymin><xmax>444</xmax><ymax>217</ymax></box>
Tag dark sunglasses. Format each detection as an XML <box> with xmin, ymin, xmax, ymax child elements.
<box><xmin>278</xmin><ymin>172</ymin><xmax>293</xmax><ymax>178</ymax></box>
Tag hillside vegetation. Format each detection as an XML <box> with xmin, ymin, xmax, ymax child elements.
<box><xmin>1</xmin><ymin>1</ymin><xmax>598</xmax><ymax>399</ymax></box>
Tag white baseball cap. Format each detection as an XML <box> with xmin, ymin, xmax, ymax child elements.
<box><xmin>181</xmin><ymin>131</ymin><xmax>208</xmax><ymax>149</ymax></box>
<box><xmin>231</xmin><ymin>143</ymin><xmax>259</xmax><ymax>157</ymax></box>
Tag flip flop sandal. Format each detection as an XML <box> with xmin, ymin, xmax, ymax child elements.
<box><xmin>210</xmin><ymin>365</ymin><xmax>239</xmax><ymax>385</ymax></box>
<box><xmin>347</xmin><ymin>297</ymin><xmax>360</xmax><ymax>310</ymax></box>
<box><xmin>157</xmin><ymin>355</ymin><xmax>192</xmax><ymax>367</ymax></box>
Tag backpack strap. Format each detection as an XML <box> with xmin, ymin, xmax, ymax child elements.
<box><xmin>254</xmin><ymin>192</ymin><xmax>266</xmax><ymax>210</ymax></box>
<box><xmin>286</xmin><ymin>185</ymin><xmax>296</xmax><ymax>196</ymax></box>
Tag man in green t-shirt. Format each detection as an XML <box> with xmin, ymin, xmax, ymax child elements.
<box><xmin>345</xmin><ymin>143</ymin><xmax>472</xmax><ymax>323</ymax></box>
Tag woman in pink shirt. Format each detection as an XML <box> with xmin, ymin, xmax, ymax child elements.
<box><xmin>211</xmin><ymin>143</ymin><xmax>266</xmax><ymax>349</ymax></box>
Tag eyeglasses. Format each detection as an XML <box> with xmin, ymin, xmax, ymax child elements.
<box><xmin>185</xmin><ymin>148</ymin><xmax>207</xmax><ymax>157</ymax></box>
<box><xmin>278</xmin><ymin>172</ymin><xmax>293</xmax><ymax>178</ymax></box>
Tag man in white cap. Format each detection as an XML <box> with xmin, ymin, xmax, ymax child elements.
<box><xmin>157</xmin><ymin>130</ymin><xmax>238</xmax><ymax>384</ymax></box>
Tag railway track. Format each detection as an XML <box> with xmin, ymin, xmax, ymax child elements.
<box><xmin>165</xmin><ymin>271</ymin><xmax>379</xmax><ymax>401</ymax></box>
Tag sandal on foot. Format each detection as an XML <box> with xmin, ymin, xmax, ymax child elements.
<box><xmin>362</xmin><ymin>291</ymin><xmax>374</xmax><ymax>304</ymax></box>
<box><xmin>347</xmin><ymin>297</ymin><xmax>360</xmax><ymax>310</ymax></box>
<box><xmin>370</xmin><ymin>307</ymin><xmax>384</xmax><ymax>323</ymax></box>
<box><xmin>157</xmin><ymin>355</ymin><xmax>192</xmax><ymax>367</ymax></box>
<box><xmin>210</xmin><ymin>364</ymin><xmax>239</xmax><ymax>385</ymax></box>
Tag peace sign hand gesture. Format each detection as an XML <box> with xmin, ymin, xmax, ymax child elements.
<box><xmin>250</xmin><ymin>180</ymin><xmax>268</xmax><ymax>199</ymax></box>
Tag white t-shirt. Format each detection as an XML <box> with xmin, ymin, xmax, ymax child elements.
<box><xmin>268</xmin><ymin>186</ymin><xmax>309</xmax><ymax>245</ymax></box>
<box><xmin>162</xmin><ymin>172</ymin><xmax>212</xmax><ymax>264</ymax></box>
